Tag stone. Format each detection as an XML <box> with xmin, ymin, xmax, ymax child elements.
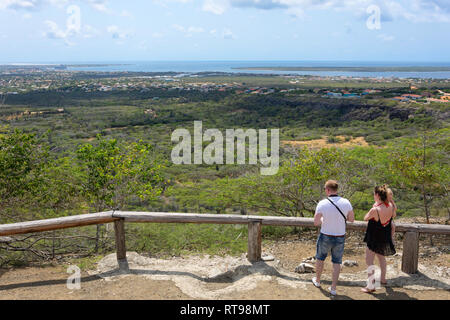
<box><xmin>302</xmin><ymin>256</ymin><xmax>316</xmax><ymax>263</ymax></box>
<box><xmin>343</xmin><ymin>260</ymin><xmax>358</xmax><ymax>267</ymax></box>
<box><xmin>262</xmin><ymin>254</ymin><xmax>275</xmax><ymax>262</ymax></box>
<box><xmin>294</xmin><ymin>263</ymin><xmax>315</xmax><ymax>273</ymax></box>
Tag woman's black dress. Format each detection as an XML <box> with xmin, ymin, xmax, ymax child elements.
<box><xmin>363</xmin><ymin>207</ymin><xmax>396</xmax><ymax>256</ymax></box>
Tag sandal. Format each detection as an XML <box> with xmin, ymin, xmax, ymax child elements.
<box><xmin>361</xmin><ymin>287</ymin><xmax>376</xmax><ymax>293</ymax></box>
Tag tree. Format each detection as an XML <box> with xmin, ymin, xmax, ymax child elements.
<box><xmin>191</xmin><ymin>147</ymin><xmax>371</xmax><ymax>218</ymax></box>
<box><xmin>76</xmin><ymin>135</ymin><xmax>167</xmax><ymax>251</ymax></box>
<box><xmin>0</xmin><ymin>128</ymin><xmax>48</xmax><ymax>222</ymax></box>
<box><xmin>37</xmin><ymin>157</ymin><xmax>84</xmax><ymax>258</ymax></box>
<box><xmin>390</xmin><ymin>130</ymin><xmax>449</xmax><ymax>225</ymax></box>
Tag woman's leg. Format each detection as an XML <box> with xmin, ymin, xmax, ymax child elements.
<box><xmin>376</xmin><ymin>254</ymin><xmax>387</xmax><ymax>283</ymax></box>
<box><xmin>362</xmin><ymin>247</ymin><xmax>377</xmax><ymax>292</ymax></box>
<box><xmin>365</xmin><ymin>247</ymin><xmax>375</xmax><ymax>269</ymax></box>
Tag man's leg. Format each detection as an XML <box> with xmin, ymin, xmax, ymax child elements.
<box><xmin>330</xmin><ymin>238</ymin><xmax>345</xmax><ymax>291</ymax></box>
<box><xmin>314</xmin><ymin>233</ymin><xmax>328</xmax><ymax>285</ymax></box>
<box><xmin>315</xmin><ymin>259</ymin><xmax>325</xmax><ymax>283</ymax></box>
<box><xmin>331</xmin><ymin>263</ymin><xmax>341</xmax><ymax>290</ymax></box>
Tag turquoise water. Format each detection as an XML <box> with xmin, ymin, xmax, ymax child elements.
<box><xmin>62</xmin><ymin>60</ymin><xmax>450</xmax><ymax>79</ymax></box>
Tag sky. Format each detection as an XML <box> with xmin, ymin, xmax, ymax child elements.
<box><xmin>0</xmin><ymin>0</ymin><xmax>450</xmax><ymax>63</ymax></box>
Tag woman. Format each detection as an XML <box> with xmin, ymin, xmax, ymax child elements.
<box><xmin>362</xmin><ymin>185</ymin><xmax>396</xmax><ymax>293</ymax></box>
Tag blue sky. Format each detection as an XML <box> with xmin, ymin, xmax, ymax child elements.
<box><xmin>0</xmin><ymin>0</ymin><xmax>450</xmax><ymax>63</ymax></box>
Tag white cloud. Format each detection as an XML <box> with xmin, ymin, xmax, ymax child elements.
<box><xmin>85</xmin><ymin>0</ymin><xmax>110</xmax><ymax>13</ymax></box>
<box><xmin>107</xmin><ymin>24</ymin><xmax>133</xmax><ymax>43</ymax></box>
<box><xmin>201</xmin><ymin>0</ymin><xmax>450</xmax><ymax>22</ymax></box>
<box><xmin>202</xmin><ymin>0</ymin><xmax>228</xmax><ymax>14</ymax></box>
<box><xmin>43</xmin><ymin>19</ymin><xmax>78</xmax><ymax>46</ymax></box>
<box><xmin>152</xmin><ymin>32</ymin><xmax>164</xmax><ymax>38</ymax></box>
<box><xmin>172</xmin><ymin>24</ymin><xmax>186</xmax><ymax>32</ymax></box>
<box><xmin>172</xmin><ymin>24</ymin><xmax>205</xmax><ymax>37</ymax></box>
<box><xmin>0</xmin><ymin>0</ymin><xmax>41</xmax><ymax>11</ymax></box>
<box><xmin>82</xmin><ymin>24</ymin><xmax>100</xmax><ymax>38</ymax></box>
<box><xmin>222</xmin><ymin>28</ymin><xmax>235</xmax><ymax>39</ymax></box>
<box><xmin>187</xmin><ymin>26</ymin><xmax>204</xmax><ymax>33</ymax></box>
<box><xmin>120</xmin><ymin>9</ymin><xmax>133</xmax><ymax>18</ymax></box>
<box><xmin>43</xmin><ymin>19</ymin><xmax>67</xmax><ymax>39</ymax></box>
<box><xmin>0</xmin><ymin>0</ymin><xmax>112</xmax><ymax>13</ymax></box>
<box><xmin>377</xmin><ymin>33</ymin><xmax>395</xmax><ymax>41</ymax></box>
<box><xmin>43</xmin><ymin>18</ymin><xmax>101</xmax><ymax>45</ymax></box>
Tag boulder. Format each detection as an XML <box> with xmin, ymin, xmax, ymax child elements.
<box><xmin>295</xmin><ymin>263</ymin><xmax>315</xmax><ymax>273</ymax></box>
<box><xmin>343</xmin><ymin>260</ymin><xmax>358</xmax><ymax>267</ymax></box>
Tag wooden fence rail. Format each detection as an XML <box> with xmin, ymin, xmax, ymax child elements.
<box><xmin>1</xmin><ymin>211</ymin><xmax>449</xmax><ymax>274</ymax></box>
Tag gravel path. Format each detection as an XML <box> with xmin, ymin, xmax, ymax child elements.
<box><xmin>1</xmin><ymin>235</ymin><xmax>448</xmax><ymax>300</ymax></box>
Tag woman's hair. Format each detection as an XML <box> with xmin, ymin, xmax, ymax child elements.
<box><xmin>386</xmin><ymin>187</ymin><xmax>393</xmax><ymax>198</ymax></box>
<box><xmin>374</xmin><ymin>185</ymin><xmax>388</xmax><ymax>202</ymax></box>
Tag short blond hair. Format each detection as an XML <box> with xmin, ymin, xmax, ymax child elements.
<box><xmin>325</xmin><ymin>180</ymin><xmax>338</xmax><ymax>192</ymax></box>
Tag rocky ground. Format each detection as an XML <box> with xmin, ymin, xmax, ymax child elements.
<box><xmin>0</xmin><ymin>218</ymin><xmax>448</xmax><ymax>300</ymax></box>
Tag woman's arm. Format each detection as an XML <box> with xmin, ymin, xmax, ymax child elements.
<box><xmin>364</xmin><ymin>208</ymin><xmax>376</xmax><ymax>221</ymax></box>
<box><xmin>391</xmin><ymin>200</ymin><xmax>397</xmax><ymax>218</ymax></box>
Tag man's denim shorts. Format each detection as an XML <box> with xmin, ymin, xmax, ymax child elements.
<box><xmin>315</xmin><ymin>233</ymin><xmax>345</xmax><ymax>264</ymax></box>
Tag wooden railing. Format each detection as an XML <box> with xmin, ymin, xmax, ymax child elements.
<box><xmin>1</xmin><ymin>211</ymin><xmax>449</xmax><ymax>274</ymax></box>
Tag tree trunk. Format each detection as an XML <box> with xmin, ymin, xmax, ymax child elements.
<box><xmin>422</xmin><ymin>185</ymin><xmax>433</xmax><ymax>245</ymax></box>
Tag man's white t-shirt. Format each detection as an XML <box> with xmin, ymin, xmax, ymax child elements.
<box><xmin>315</xmin><ymin>196</ymin><xmax>353</xmax><ymax>236</ymax></box>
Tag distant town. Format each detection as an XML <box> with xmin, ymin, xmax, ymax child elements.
<box><xmin>1</xmin><ymin>66</ymin><xmax>450</xmax><ymax>108</ymax></box>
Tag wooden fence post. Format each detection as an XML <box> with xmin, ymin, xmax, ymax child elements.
<box><xmin>114</xmin><ymin>218</ymin><xmax>128</xmax><ymax>270</ymax></box>
<box><xmin>248</xmin><ymin>219</ymin><xmax>262</xmax><ymax>263</ymax></box>
<box><xmin>401</xmin><ymin>231</ymin><xmax>419</xmax><ymax>274</ymax></box>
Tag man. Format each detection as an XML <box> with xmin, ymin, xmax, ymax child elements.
<box><xmin>312</xmin><ymin>180</ymin><xmax>355</xmax><ymax>296</ymax></box>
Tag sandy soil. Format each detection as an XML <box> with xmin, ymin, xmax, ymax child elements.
<box><xmin>282</xmin><ymin>136</ymin><xmax>369</xmax><ymax>149</ymax></box>
<box><xmin>0</xmin><ymin>229</ymin><xmax>448</xmax><ymax>300</ymax></box>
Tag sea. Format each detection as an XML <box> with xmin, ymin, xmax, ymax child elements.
<box><xmin>8</xmin><ymin>61</ymin><xmax>450</xmax><ymax>79</ymax></box>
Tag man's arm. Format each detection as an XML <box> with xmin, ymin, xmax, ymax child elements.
<box><xmin>347</xmin><ymin>210</ymin><xmax>355</xmax><ymax>223</ymax></box>
<box><xmin>314</xmin><ymin>212</ymin><xmax>323</xmax><ymax>226</ymax></box>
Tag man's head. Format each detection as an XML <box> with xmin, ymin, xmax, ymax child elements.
<box><xmin>324</xmin><ymin>180</ymin><xmax>338</xmax><ymax>196</ymax></box>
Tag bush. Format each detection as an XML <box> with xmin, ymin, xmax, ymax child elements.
<box><xmin>327</xmin><ymin>136</ymin><xmax>341</xmax><ymax>143</ymax></box>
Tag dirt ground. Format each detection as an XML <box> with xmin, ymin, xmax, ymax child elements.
<box><xmin>282</xmin><ymin>136</ymin><xmax>369</xmax><ymax>149</ymax></box>
<box><xmin>0</xmin><ymin>227</ymin><xmax>448</xmax><ymax>300</ymax></box>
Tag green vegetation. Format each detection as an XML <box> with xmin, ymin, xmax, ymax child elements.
<box><xmin>0</xmin><ymin>71</ymin><xmax>448</xmax><ymax>267</ymax></box>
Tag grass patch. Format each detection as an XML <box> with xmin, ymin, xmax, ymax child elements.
<box><xmin>69</xmin><ymin>255</ymin><xmax>105</xmax><ymax>271</ymax></box>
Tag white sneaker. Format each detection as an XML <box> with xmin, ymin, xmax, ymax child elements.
<box><xmin>312</xmin><ymin>277</ymin><xmax>321</xmax><ymax>288</ymax></box>
<box><xmin>328</xmin><ymin>286</ymin><xmax>337</xmax><ymax>296</ymax></box>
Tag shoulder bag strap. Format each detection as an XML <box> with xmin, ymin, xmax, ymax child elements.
<box><xmin>327</xmin><ymin>197</ymin><xmax>347</xmax><ymax>222</ymax></box>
